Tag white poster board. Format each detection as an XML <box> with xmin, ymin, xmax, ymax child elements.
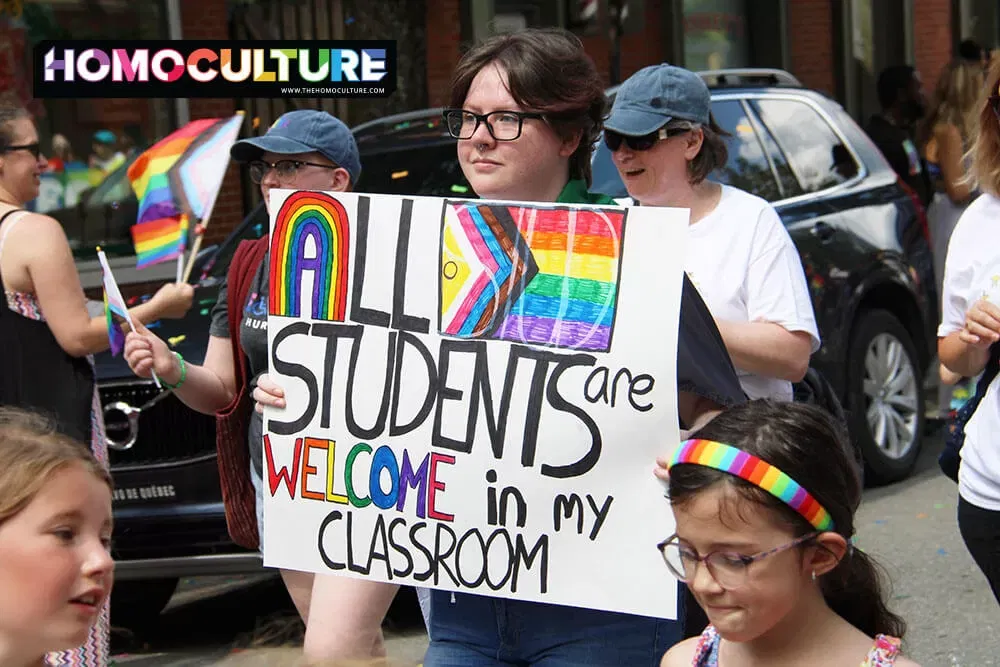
<box><xmin>263</xmin><ymin>189</ymin><xmax>689</xmax><ymax>619</ymax></box>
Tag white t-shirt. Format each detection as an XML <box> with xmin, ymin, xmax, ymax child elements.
<box><xmin>938</xmin><ymin>192</ymin><xmax>1000</xmax><ymax>510</ymax></box>
<box><xmin>683</xmin><ymin>185</ymin><xmax>820</xmax><ymax>401</ymax></box>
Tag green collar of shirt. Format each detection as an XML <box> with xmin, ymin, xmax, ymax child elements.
<box><xmin>556</xmin><ymin>179</ymin><xmax>618</xmax><ymax>206</ymax></box>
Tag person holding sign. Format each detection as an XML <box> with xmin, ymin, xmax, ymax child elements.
<box><xmin>122</xmin><ymin>110</ymin><xmax>399</xmax><ymax>662</ymax></box>
<box><xmin>0</xmin><ymin>102</ymin><xmax>192</xmax><ymax>667</ymax></box>
<box><xmin>660</xmin><ymin>400</ymin><xmax>918</xmax><ymax>666</ymax></box>
<box><xmin>606</xmin><ymin>64</ymin><xmax>819</xmax><ymax>402</ymax></box>
<box><xmin>407</xmin><ymin>28</ymin><xmax>747</xmax><ymax>667</ymax></box>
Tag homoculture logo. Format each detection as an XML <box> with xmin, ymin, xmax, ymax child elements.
<box><xmin>33</xmin><ymin>40</ymin><xmax>396</xmax><ymax>99</ymax></box>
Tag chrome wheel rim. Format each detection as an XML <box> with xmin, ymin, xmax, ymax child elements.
<box><xmin>863</xmin><ymin>333</ymin><xmax>919</xmax><ymax>460</ymax></box>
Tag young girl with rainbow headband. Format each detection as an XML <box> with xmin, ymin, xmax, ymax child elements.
<box><xmin>657</xmin><ymin>400</ymin><xmax>919</xmax><ymax>667</ymax></box>
<box><xmin>0</xmin><ymin>407</ymin><xmax>114</xmax><ymax>667</ymax></box>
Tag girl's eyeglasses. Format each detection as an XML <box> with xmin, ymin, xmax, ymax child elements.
<box><xmin>1</xmin><ymin>143</ymin><xmax>41</xmax><ymax>159</ymax></box>
<box><xmin>604</xmin><ymin>127</ymin><xmax>690</xmax><ymax>152</ymax></box>
<box><xmin>989</xmin><ymin>95</ymin><xmax>1000</xmax><ymax>122</ymax></box>
<box><xmin>248</xmin><ymin>159</ymin><xmax>340</xmax><ymax>184</ymax></box>
<box><xmin>656</xmin><ymin>532</ymin><xmax>820</xmax><ymax>588</ymax></box>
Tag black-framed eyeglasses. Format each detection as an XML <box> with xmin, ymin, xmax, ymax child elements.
<box><xmin>989</xmin><ymin>95</ymin><xmax>1000</xmax><ymax>122</ymax></box>
<box><xmin>1</xmin><ymin>142</ymin><xmax>41</xmax><ymax>159</ymax></box>
<box><xmin>443</xmin><ymin>109</ymin><xmax>546</xmax><ymax>141</ymax></box>
<box><xmin>604</xmin><ymin>127</ymin><xmax>690</xmax><ymax>152</ymax></box>
<box><xmin>657</xmin><ymin>532</ymin><xmax>820</xmax><ymax>589</ymax></box>
<box><xmin>248</xmin><ymin>159</ymin><xmax>341</xmax><ymax>184</ymax></box>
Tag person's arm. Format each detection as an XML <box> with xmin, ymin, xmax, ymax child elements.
<box><xmin>124</xmin><ymin>325</ymin><xmax>238</xmax><ymax>415</ymax></box>
<box><xmin>716</xmin><ymin>206</ymin><xmax>818</xmax><ymax>382</ymax></box>
<box><xmin>939</xmin><ymin>299</ymin><xmax>999</xmax><ymax>377</ymax></box>
<box><xmin>934</xmin><ymin>123</ymin><xmax>975</xmax><ymax>205</ymax></box>
<box><xmin>937</xmin><ymin>211</ymin><xmax>995</xmax><ymax>377</ymax></box>
<box><xmin>715</xmin><ymin>321</ymin><xmax>813</xmax><ymax>381</ymax></box>
<box><xmin>16</xmin><ymin>213</ymin><xmax>192</xmax><ymax>357</ymax></box>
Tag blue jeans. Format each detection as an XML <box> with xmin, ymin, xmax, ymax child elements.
<box><xmin>423</xmin><ymin>590</ymin><xmax>682</xmax><ymax>667</ymax></box>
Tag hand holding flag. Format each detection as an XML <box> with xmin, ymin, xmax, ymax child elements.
<box><xmin>97</xmin><ymin>247</ymin><xmax>162</xmax><ymax>389</ymax></box>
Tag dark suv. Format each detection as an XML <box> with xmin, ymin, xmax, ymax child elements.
<box><xmin>97</xmin><ymin>68</ymin><xmax>937</xmax><ymax>619</ymax></box>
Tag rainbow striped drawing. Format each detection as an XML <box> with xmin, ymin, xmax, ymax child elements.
<box><xmin>269</xmin><ymin>191</ymin><xmax>351</xmax><ymax>321</ymax></box>
<box><xmin>440</xmin><ymin>202</ymin><xmax>625</xmax><ymax>352</ymax></box>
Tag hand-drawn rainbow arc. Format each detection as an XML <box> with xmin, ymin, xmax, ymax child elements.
<box><xmin>269</xmin><ymin>191</ymin><xmax>350</xmax><ymax>321</ymax></box>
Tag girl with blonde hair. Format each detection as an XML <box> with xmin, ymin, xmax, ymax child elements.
<box><xmin>0</xmin><ymin>407</ymin><xmax>114</xmax><ymax>667</ymax></box>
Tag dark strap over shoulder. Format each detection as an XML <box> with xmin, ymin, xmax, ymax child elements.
<box><xmin>215</xmin><ymin>236</ymin><xmax>268</xmax><ymax>550</ymax></box>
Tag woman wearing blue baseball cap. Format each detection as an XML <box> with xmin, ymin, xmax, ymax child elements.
<box><xmin>606</xmin><ymin>64</ymin><xmax>819</xmax><ymax>404</ymax></box>
<box><xmin>123</xmin><ymin>109</ymin><xmax>399</xmax><ymax>662</ymax></box>
<box><xmin>422</xmin><ymin>29</ymin><xmax>748</xmax><ymax>667</ymax></box>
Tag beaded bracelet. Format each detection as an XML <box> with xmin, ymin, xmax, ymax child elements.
<box><xmin>163</xmin><ymin>351</ymin><xmax>187</xmax><ymax>390</ymax></box>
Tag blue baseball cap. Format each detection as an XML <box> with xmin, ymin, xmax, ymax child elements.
<box><xmin>93</xmin><ymin>130</ymin><xmax>116</xmax><ymax>145</ymax></box>
<box><xmin>230</xmin><ymin>110</ymin><xmax>361</xmax><ymax>186</ymax></box>
<box><xmin>606</xmin><ymin>64</ymin><xmax>711</xmax><ymax>136</ymax></box>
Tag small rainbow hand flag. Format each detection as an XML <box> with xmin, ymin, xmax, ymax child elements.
<box><xmin>96</xmin><ymin>247</ymin><xmax>131</xmax><ymax>356</ymax></box>
<box><xmin>131</xmin><ymin>214</ymin><xmax>186</xmax><ymax>270</ymax></box>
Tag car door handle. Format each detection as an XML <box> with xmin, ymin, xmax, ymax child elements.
<box><xmin>811</xmin><ymin>221</ymin><xmax>835</xmax><ymax>242</ymax></box>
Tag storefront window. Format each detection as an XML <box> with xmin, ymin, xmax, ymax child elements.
<box><xmin>683</xmin><ymin>0</ymin><xmax>750</xmax><ymax>71</ymax></box>
<box><xmin>3</xmin><ymin>0</ymin><xmax>175</xmax><ymax>260</ymax></box>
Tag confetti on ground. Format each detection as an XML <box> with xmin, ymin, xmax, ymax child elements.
<box><xmin>917</xmin><ymin>513</ymin><xmax>928</xmax><ymax>519</ymax></box>
<box><xmin>874</xmin><ymin>519</ymin><xmax>887</xmax><ymax>525</ymax></box>
<box><xmin>937</xmin><ymin>548</ymin><xmax>948</xmax><ymax>556</ymax></box>
<box><xmin>934</xmin><ymin>503</ymin><xmax>945</xmax><ymax>509</ymax></box>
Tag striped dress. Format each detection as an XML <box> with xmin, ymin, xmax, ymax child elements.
<box><xmin>1</xmin><ymin>215</ymin><xmax>110</xmax><ymax>666</ymax></box>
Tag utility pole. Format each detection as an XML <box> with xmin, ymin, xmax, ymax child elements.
<box><xmin>608</xmin><ymin>0</ymin><xmax>627</xmax><ymax>85</ymax></box>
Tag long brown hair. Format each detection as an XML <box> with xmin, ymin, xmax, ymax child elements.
<box><xmin>669</xmin><ymin>401</ymin><xmax>905</xmax><ymax>639</ymax></box>
<box><xmin>0</xmin><ymin>407</ymin><xmax>111</xmax><ymax>525</ymax></box>
<box><xmin>969</xmin><ymin>55</ymin><xmax>1000</xmax><ymax>196</ymax></box>
<box><xmin>449</xmin><ymin>28</ymin><xmax>605</xmax><ymax>186</ymax></box>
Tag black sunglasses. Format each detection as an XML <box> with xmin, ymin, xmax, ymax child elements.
<box><xmin>990</xmin><ymin>95</ymin><xmax>1000</xmax><ymax>122</ymax></box>
<box><xmin>604</xmin><ymin>127</ymin><xmax>690</xmax><ymax>152</ymax></box>
<box><xmin>1</xmin><ymin>142</ymin><xmax>41</xmax><ymax>159</ymax></box>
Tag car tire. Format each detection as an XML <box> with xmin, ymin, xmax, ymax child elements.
<box><xmin>846</xmin><ymin>309</ymin><xmax>924</xmax><ymax>485</ymax></box>
<box><xmin>110</xmin><ymin>577</ymin><xmax>179</xmax><ymax>628</ymax></box>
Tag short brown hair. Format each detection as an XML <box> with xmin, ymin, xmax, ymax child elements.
<box><xmin>0</xmin><ymin>407</ymin><xmax>111</xmax><ymax>526</ymax></box>
<box><xmin>449</xmin><ymin>28</ymin><xmax>605</xmax><ymax>186</ymax></box>
<box><xmin>969</xmin><ymin>56</ymin><xmax>1000</xmax><ymax>197</ymax></box>
<box><xmin>672</xmin><ymin>114</ymin><xmax>730</xmax><ymax>185</ymax></box>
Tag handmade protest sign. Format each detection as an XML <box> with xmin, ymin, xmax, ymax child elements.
<box><xmin>263</xmin><ymin>189</ymin><xmax>689</xmax><ymax>619</ymax></box>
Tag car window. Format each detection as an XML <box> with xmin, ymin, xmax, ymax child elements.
<box><xmin>205</xmin><ymin>202</ymin><xmax>268</xmax><ymax>280</ymax></box>
<box><xmin>750</xmin><ymin>98</ymin><xmax>860</xmax><ymax>194</ymax></box>
<box><xmin>709</xmin><ymin>99</ymin><xmax>782</xmax><ymax>202</ymax></box>
<box><xmin>356</xmin><ymin>142</ymin><xmax>472</xmax><ymax>198</ymax></box>
<box><xmin>746</xmin><ymin>115</ymin><xmax>803</xmax><ymax>200</ymax></box>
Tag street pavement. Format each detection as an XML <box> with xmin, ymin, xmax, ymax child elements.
<box><xmin>110</xmin><ymin>429</ymin><xmax>998</xmax><ymax>666</ymax></box>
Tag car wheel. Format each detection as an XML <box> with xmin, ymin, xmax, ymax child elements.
<box><xmin>846</xmin><ymin>309</ymin><xmax>924</xmax><ymax>484</ymax></box>
<box><xmin>110</xmin><ymin>577</ymin><xmax>179</xmax><ymax>628</ymax></box>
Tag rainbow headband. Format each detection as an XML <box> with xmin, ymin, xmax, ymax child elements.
<box><xmin>669</xmin><ymin>439</ymin><xmax>834</xmax><ymax>532</ymax></box>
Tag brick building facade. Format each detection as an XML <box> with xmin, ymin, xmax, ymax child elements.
<box><xmin>7</xmin><ymin>0</ymin><xmax>997</xmax><ymax>292</ymax></box>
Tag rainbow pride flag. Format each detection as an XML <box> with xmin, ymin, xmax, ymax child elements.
<box><xmin>127</xmin><ymin>115</ymin><xmax>242</xmax><ymax>269</ymax></box>
<box><xmin>130</xmin><ymin>215</ymin><xmax>186</xmax><ymax>270</ymax></box>
<box><xmin>440</xmin><ymin>203</ymin><xmax>625</xmax><ymax>352</ymax></box>
<box><xmin>97</xmin><ymin>248</ymin><xmax>132</xmax><ymax>356</ymax></box>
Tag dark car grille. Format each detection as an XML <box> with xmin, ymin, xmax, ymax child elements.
<box><xmin>99</xmin><ymin>381</ymin><xmax>216</xmax><ymax>468</ymax></box>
